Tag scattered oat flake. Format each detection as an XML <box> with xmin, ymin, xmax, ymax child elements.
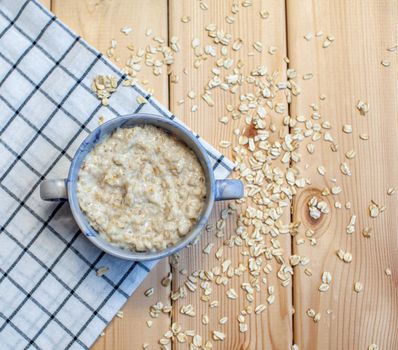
<box><xmin>307</xmin><ymin>143</ymin><xmax>315</xmax><ymax>154</ymax></box>
<box><xmin>116</xmin><ymin>310</ymin><xmax>124</xmax><ymax>318</ymax></box>
<box><xmin>161</xmin><ymin>272</ymin><xmax>172</xmax><ymax>287</ymax></box>
<box><xmin>203</xmin><ymin>243</ymin><xmax>214</xmax><ymax>254</ymax></box>
<box><xmin>212</xmin><ymin>331</ymin><xmax>226</xmax><ymax>341</ymax></box>
<box><xmin>385</xmin><ymin>268</ymin><xmax>392</xmax><ymax>276</ymax></box>
<box><xmin>387</xmin><ymin>187</ymin><xmax>395</xmax><ymax>195</ymax></box>
<box><xmin>136</xmin><ymin>95</ymin><xmax>147</xmax><ymax>104</ymax></box>
<box><xmin>202</xmin><ymin>93</ymin><xmax>215</xmax><ymax>106</ymax></box>
<box><xmin>255</xmin><ymin>304</ymin><xmax>266</xmax><ymax>314</ymax></box>
<box><xmin>337</xmin><ymin>249</ymin><xmax>352</xmax><ymax>263</ymax></box>
<box><xmin>239</xmin><ymin>323</ymin><xmax>248</xmax><ymax>333</ymax></box>
<box><xmin>226</xmin><ymin>288</ymin><xmax>238</xmax><ymax>299</ymax></box>
<box><xmin>319</xmin><ymin>283</ymin><xmax>329</xmax><ymax>292</ymax></box>
<box><xmin>346</xmin><ymin>149</ymin><xmax>356</xmax><ymax>159</ymax></box>
<box><xmin>359</xmin><ymin>133</ymin><xmax>369</xmax><ymax>140</ymax></box>
<box><xmin>331</xmin><ymin>186</ymin><xmax>342</xmax><ymax>195</ymax></box>
<box><xmin>342</xmin><ymin>124</ymin><xmax>352</xmax><ymax>133</ymax></box>
<box><xmin>322</xmin><ymin>38</ymin><xmax>332</xmax><ymax>48</ymax></box>
<box><xmin>187</xmin><ymin>90</ymin><xmax>196</xmax><ymax>99</ymax></box>
<box><xmin>317</xmin><ymin>166</ymin><xmax>326</xmax><ymax>176</ymax></box>
<box><xmin>369</xmin><ymin>202</ymin><xmax>380</xmax><ymax>218</ymax></box>
<box><xmin>357</xmin><ymin>100</ymin><xmax>369</xmax><ymax>115</ymax></box>
<box><xmin>120</xmin><ymin>26</ymin><xmax>132</xmax><ymax>35</ymax></box>
<box><xmin>381</xmin><ymin>60</ymin><xmax>391</xmax><ymax>67</ymax></box>
<box><xmin>304</xmin><ymin>32</ymin><xmax>313</xmax><ymax>41</ymax></box>
<box><xmin>180</xmin><ymin>304</ymin><xmax>196</xmax><ymax>317</ymax></box>
<box><xmin>354</xmin><ymin>282</ymin><xmax>363</xmax><ymax>293</ymax></box>
<box><xmin>193</xmin><ymin>334</ymin><xmax>202</xmax><ymax>347</ymax></box>
<box><xmin>253</xmin><ymin>41</ymin><xmax>263</xmax><ymax>52</ymax></box>
<box><xmin>368</xmin><ymin>344</ymin><xmax>379</xmax><ymax>350</ymax></box>
<box><xmin>340</xmin><ymin>162</ymin><xmax>352</xmax><ymax>176</ymax></box>
<box><xmin>313</xmin><ymin>313</ymin><xmax>321</xmax><ymax>323</ymax></box>
<box><xmin>96</xmin><ymin>266</ymin><xmax>109</xmax><ymax>277</ymax></box>
<box><xmin>322</xmin><ymin>271</ymin><xmax>332</xmax><ymax>284</ymax></box>
<box><xmin>260</xmin><ymin>10</ymin><xmax>270</xmax><ymax>19</ymax></box>
<box><xmin>144</xmin><ymin>287</ymin><xmax>154</xmax><ymax>297</ymax></box>
<box><xmin>242</xmin><ymin>0</ymin><xmax>253</xmax><ymax>7</ymax></box>
<box><xmin>308</xmin><ymin>196</ymin><xmax>329</xmax><ymax>219</ymax></box>
<box><xmin>225</xmin><ymin>15</ymin><xmax>235</xmax><ymax>24</ymax></box>
<box><xmin>219</xmin><ymin>316</ymin><xmax>228</xmax><ymax>324</ymax></box>
<box><xmin>268</xmin><ymin>46</ymin><xmax>277</xmax><ymax>55</ymax></box>
<box><xmin>192</xmin><ymin>38</ymin><xmax>200</xmax><ymax>48</ymax></box>
<box><xmin>219</xmin><ymin>116</ymin><xmax>229</xmax><ymax>124</ymax></box>
<box><xmin>267</xmin><ymin>294</ymin><xmax>275</xmax><ymax>304</ymax></box>
<box><xmin>344</xmin><ymin>252</ymin><xmax>353</xmax><ymax>263</ymax></box>
<box><xmin>362</xmin><ymin>227</ymin><xmax>372</xmax><ymax>238</ymax></box>
<box><xmin>307</xmin><ymin>308</ymin><xmax>316</xmax><ymax>318</ymax></box>
<box><xmin>232</xmin><ymin>38</ymin><xmax>243</xmax><ymax>51</ymax></box>
<box><xmin>346</xmin><ymin>214</ymin><xmax>356</xmax><ymax>234</ymax></box>
<box><xmin>219</xmin><ymin>140</ymin><xmax>231</xmax><ymax>148</ymax></box>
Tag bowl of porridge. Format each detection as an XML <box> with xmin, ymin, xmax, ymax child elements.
<box><xmin>40</xmin><ymin>114</ymin><xmax>244</xmax><ymax>260</ymax></box>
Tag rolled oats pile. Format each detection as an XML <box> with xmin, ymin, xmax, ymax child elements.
<box><xmin>91</xmin><ymin>75</ymin><xmax>118</xmax><ymax>106</ymax></box>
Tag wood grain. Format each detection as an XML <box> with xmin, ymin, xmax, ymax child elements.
<box><xmin>52</xmin><ymin>0</ymin><xmax>168</xmax><ymax>105</ymax></box>
<box><xmin>51</xmin><ymin>1</ymin><xmax>170</xmax><ymax>349</ymax></box>
<box><xmin>287</xmin><ymin>0</ymin><xmax>398</xmax><ymax>349</ymax></box>
<box><xmin>169</xmin><ymin>1</ymin><xmax>292</xmax><ymax>349</ymax></box>
<box><xmin>40</xmin><ymin>0</ymin><xmax>398</xmax><ymax>349</ymax></box>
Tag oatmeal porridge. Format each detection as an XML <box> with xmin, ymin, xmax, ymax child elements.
<box><xmin>77</xmin><ymin>125</ymin><xmax>206</xmax><ymax>252</ymax></box>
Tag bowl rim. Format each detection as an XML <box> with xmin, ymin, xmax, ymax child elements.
<box><xmin>67</xmin><ymin>113</ymin><xmax>215</xmax><ymax>261</ymax></box>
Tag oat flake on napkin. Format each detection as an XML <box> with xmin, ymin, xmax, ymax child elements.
<box><xmin>0</xmin><ymin>0</ymin><xmax>234</xmax><ymax>348</ymax></box>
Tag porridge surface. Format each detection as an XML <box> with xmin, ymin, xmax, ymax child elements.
<box><xmin>77</xmin><ymin>125</ymin><xmax>206</xmax><ymax>252</ymax></box>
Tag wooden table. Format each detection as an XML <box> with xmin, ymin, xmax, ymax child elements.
<box><xmin>41</xmin><ymin>1</ymin><xmax>398</xmax><ymax>349</ymax></box>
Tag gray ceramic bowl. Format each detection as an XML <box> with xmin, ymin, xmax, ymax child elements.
<box><xmin>40</xmin><ymin>114</ymin><xmax>244</xmax><ymax>261</ymax></box>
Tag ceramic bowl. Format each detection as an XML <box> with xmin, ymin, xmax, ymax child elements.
<box><xmin>40</xmin><ymin>113</ymin><xmax>244</xmax><ymax>260</ymax></box>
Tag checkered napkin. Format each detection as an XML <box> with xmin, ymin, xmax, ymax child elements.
<box><xmin>0</xmin><ymin>0</ymin><xmax>234</xmax><ymax>349</ymax></box>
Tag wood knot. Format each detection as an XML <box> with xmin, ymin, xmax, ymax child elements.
<box><xmin>244</xmin><ymin>124</ymin><xmax>258</xmax><ymax>138</ymax></box>
<box><xmin>294</xmin><ymin>187</ymin><xmax>333</xmax><ymax>238</ymax></box>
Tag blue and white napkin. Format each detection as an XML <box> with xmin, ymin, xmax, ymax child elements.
<box><xmin>0</xmin><ymin>0</ymin><xmax>234</xmax><ymax>348</ymax></box>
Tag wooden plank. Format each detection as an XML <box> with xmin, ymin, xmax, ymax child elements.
<box><xmin>52</xmin><ymin>0</ymin><xmax>168</xmax><ymax>105</ymax></box>
<box><xmin>286</xmin><ymin>0</ymin><xmax>398</xmax><ymax>349</ymax></box>
<box><xmin>169</xmin><ymin>1</ymin><xmax>292</xmax><ymax>349</ymax></box>
<box><xmin>51</xmin><ymin>1</ymin><xmax>170</xmax><ymax>349</ymax></box>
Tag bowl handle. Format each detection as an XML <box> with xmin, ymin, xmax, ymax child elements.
<box><xmin>215</xmin><ymin>179</ymin><xmax>244</xmax><ymax>201</ymax></box>
<box><xmin>40</xmin><ymin>179</ymin><xmax>68</xmax><ymax>201</ymax></box>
